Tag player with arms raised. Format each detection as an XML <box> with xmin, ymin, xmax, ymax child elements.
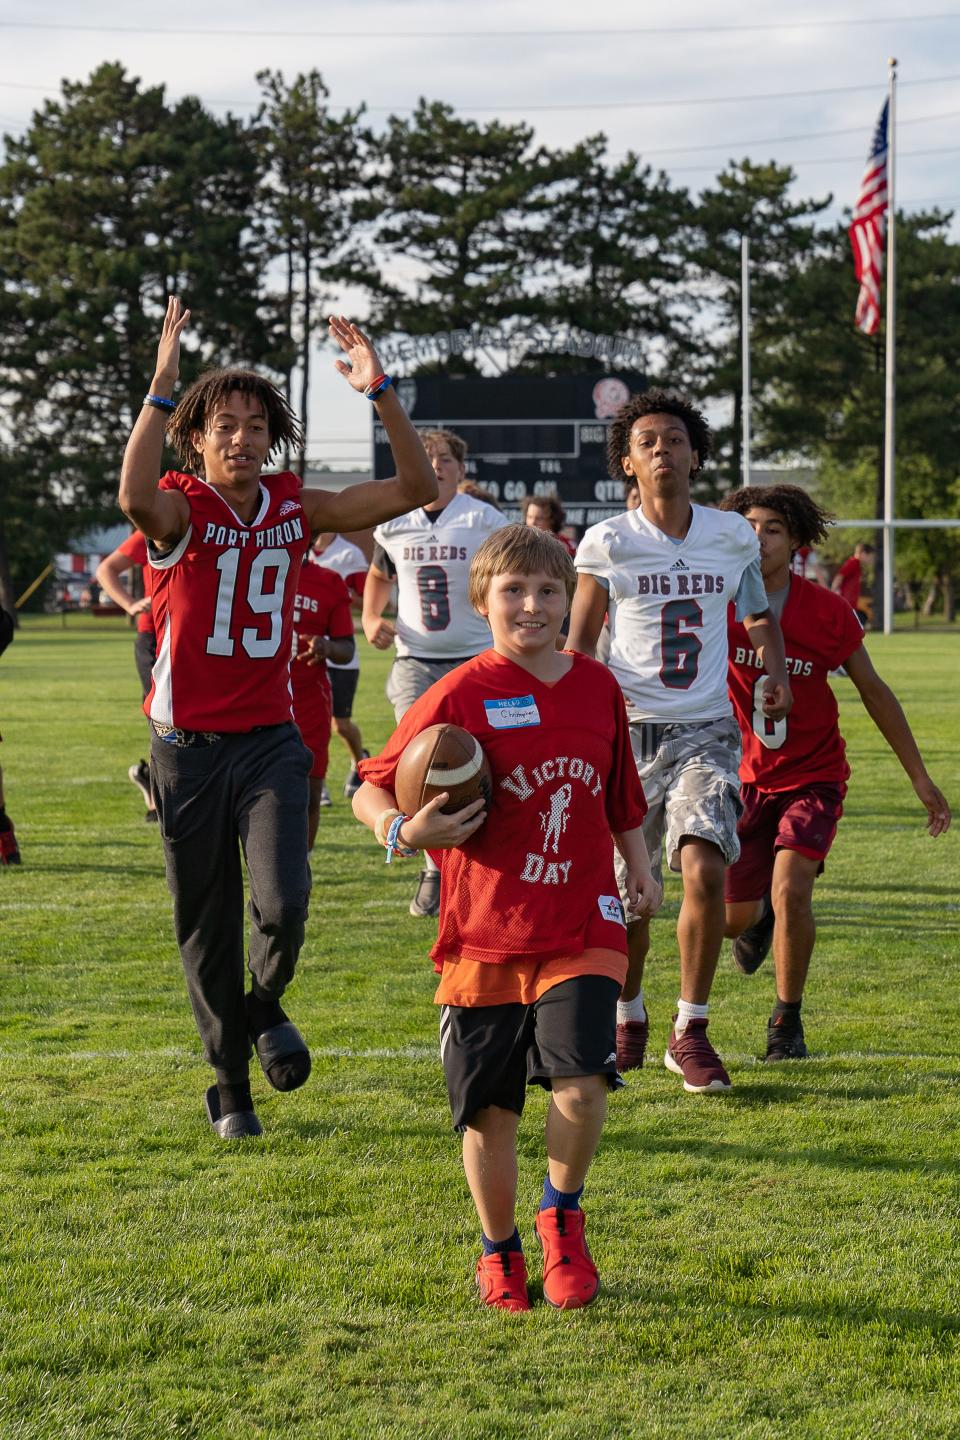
<box><xmin>353</xmin><ymin>525</ymin><xmax>660</xmax><ymax>1312</ymax></box>
<box><xmin>362</xmin><ymin>428</ymin><xmax>506</xmax><ymax>918</ymax></box>
<box><xmin>719</xmin><ymin>484</ymin><xmax>951</xmax><ymax>1060</ymax></box>
<box><xmin>568</xmin><ymin>390</ymin><xmax>792</xmax><ymax>1092</ymax></box>
<box><xmin>119</xmin><ymin>298</ymin><xmax>436</xmax><ymax>1139</ymax></box>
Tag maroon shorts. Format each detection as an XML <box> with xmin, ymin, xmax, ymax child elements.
<box><xmin>292</xmin><ymin>678</ymin><xmax>333</xmax><ymax>781</ymax></box>
<box><xmin>725</xmin><ymin>781</ymin><xmax>845</xmax><ymax>903</ymax></box>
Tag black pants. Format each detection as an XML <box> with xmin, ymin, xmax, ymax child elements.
<box><xmin>151</xmin><ymin>723</ymin><xmax>312</xmax><ymax>1074</ymax></box>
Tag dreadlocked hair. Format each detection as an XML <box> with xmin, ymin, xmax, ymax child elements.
<box><xmin>606</xmin><ymin>389</ymin><xmax>713</xmax><ymax>482</ymax></box>
<box><xmin>719</xmin><ymin>484</ymin><xmax>834</xmax><ymax>551</ymax></box>
<box><xmin>166</xmin><ymin>369</ymin><xmax>303</xmax><ymax>475</ymax></box>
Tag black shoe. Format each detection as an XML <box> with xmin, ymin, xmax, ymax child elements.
<box><xmin>343</xmin><ymin>749</ymin><xmax>370</xmax><ymax>799</ymax></box>
<box><xmin>409</xmin><ymin>868</ymin><xmax>440</xmax><ymax>918</ymax></box>
<box><xmin>204</xmin><ymin>1085</ymin><xmax>263</xmax><ymax>1139</ymax></box>
<box><xmin>128</xmin><ymin>759</ymin><xmax>152</xmax><ymax>808</ymax></box>
<box><xmin>144</xmin><ymin>808</ymin><xmax>159</xmax><ymax>824</ymax></box>
<box><xmin>733</xmin><ymin>894</ymin><xmax>774</xmax><ymax>974</ymax></box>
<box><xmin>765</xmin><ymin>1012</ymin><xmax>809</xmax><ymax>1062</ymax></box>
<box><xmin>319</xmin><ymin>780</ymin><xmax>332</xmax><ymax>808</ymax></box>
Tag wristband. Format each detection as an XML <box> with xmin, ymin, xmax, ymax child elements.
<box><xmin>143</xmin><ymin>394</ymin><xmax>176</xmax><ymax>412</ymax></box>
<box><xmin>374</xmin><ymin>807</ymin><xmax>403</xmax><ymax>848</ymax></box>
<box><xmin>384</xmin><ymin>811</ymin><xmax>418</xmax><ymax>864</ymax></box>
<box><xmin>364</xmin><ymin>374</ymin><xmax>393</xmax><ymax>401</ymax></box>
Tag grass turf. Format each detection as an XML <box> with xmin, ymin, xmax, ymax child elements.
<box><xmin>1</xmin><ymin>615</ymin><xmax>958</xmax><ymax>1439</ymax></box>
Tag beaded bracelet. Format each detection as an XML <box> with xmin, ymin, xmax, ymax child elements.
<box><xmin>384</xmin><ymin>811</ymin><xmax>418</xmax><ymax>864</ymax></box>
<box><xmin>143</xmin><ymin>394</ymin><xmax>176</xmax><ymax>412</ymax></box>
<box><xmin>364</xmin><ymin>374</ymin><xmax>393</xmax><ymax>401</ymax></box>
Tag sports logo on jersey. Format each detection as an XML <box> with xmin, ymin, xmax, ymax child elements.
<box><xmin>278</xmin><ymin>499</ymin><xmax>300</xmax><ymax>517</ymax></box>
<box><xmin>669</xmin><ymin>557</ymin><xmax>690</xmax><ymax>571</ymax></box>
<box><xmin>539</xmin><ymin>784</ymin><xmax>572</xmax><ymax>854</ymax></box>
<box><xmin>598</xmin><ymin>895</ymin><xmax>626</xmax><ymax>926</ymax></box>
<box><xmin>484</xmin><ymin>695</ymin><xmax>540</xmax><ymax>729</ymax></box>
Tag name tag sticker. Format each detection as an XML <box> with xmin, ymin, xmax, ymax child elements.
<box><xmin>484</xmin><ymin>695</ymin><xmax>541</xmax><ymax>729</ymax></box>
<box><xmin>598</xmin><ymin>895</ymin><xmax>626</xmax><ymax>927</ymax></box>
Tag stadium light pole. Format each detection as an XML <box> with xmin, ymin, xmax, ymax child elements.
<box><xmin>741</xmin><ymin>234</ymin><xmax>752</xmax><ymax>485</ymax></box>
<box><xmin>882</xmin><ymin>58</ymin><xmax>897</xmax><ymax>635</ymax></box>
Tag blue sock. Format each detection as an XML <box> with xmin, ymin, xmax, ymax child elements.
<box><xmin>481</xmin><ymin>1227</ymin><xmax>522</xmax><ymax>1256</ymax></box>
<box><xmin>540</xmin><ymin>1176</ymin><xmax>584</xmax><ymax>1212</ymax></box>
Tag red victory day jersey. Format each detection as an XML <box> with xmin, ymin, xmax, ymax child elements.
<box><xmin>118</xmin><ymin>531</ymin><xmax>156</xmax><ymax>636</ymax></box>
<box><xmin>290</xmin><ymin>560</ymin><xmax>354</xmax><ymax>720</ymax></box>
<box><xmin>727</xmin><ymin>573</ymin><xmax>865</xmax><ymax>792</ymax></box>
<box><xmin>145</xmin><ymin>471</ymin><xmax>310</xmax><ymax>732</ymax></box>
<box><xmin>360</xmin><ymin>650</ymin><xmax>647</xmax><ymax>969</ymax></box>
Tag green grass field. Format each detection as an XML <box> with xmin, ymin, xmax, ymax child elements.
<box><xmin>1</xmin><ymin>616</ymin><xmax>958</xmax><ymax>1440</ymax></box>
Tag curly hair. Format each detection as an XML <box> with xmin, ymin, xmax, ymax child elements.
<box><xmin>606</xmin><ymin>389</ymin><xmax>713</xmax><ymax>483</ymax></box>
<box><xmin>166</xmin><ymin>369</ymin><xmax>303</xmax><ymax>475</ymax></box>
<box><xmin>719</xmin><ymin>484</ymin><xmax>834</xmax><ymax>550</ymax></box>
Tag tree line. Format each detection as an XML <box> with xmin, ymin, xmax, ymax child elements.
<box><xmin>1</xmin><ymin>62</ymin><xmax>957</xmax><ymax>616</ymax></box>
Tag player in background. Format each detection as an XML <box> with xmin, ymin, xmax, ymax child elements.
<box><xmin>362</xmin><ymin>428</ymin><xmax>507</xmax><ymax>918</ymax></box>
<box><xmin>719</xmin><ymin>485</ymin><xmax>951</xmax><ymax>1059</ymax></box>
<box><xmin>119</xmin><ymin>297</ymin><xmax>436</xmax><ymax>1139</ymax></box>
<box><xmin>568</xmin><ymin>390</ymin><xmax>792</xmax><ymax>1093</ymax></box>
<box><xmin>0</xmin><ymin>604</ymin><xmax>19</xmax><ymax>865</ymax></box>
<box><xmin>522</xmin><ymin>493</ymin><xmax>577</xmax><ymax>557</ymax></box>
<box><xmin>312</xmin><ymin>532</ymin><xmax>369</xmax><ymax>803</ymax></box>
<box><xmin>353</xmin><ymin>524</ymin><xmax>660</xmax><ymax>1312</ymax></box>
<box><xmin>96</xmin><ymin>531</ymin><xmax>159</xmax><ymax>821</ymax></box>
<box><xmin>832</xmin><ymin>540</ymin><xmax>874</xmax><ymax>624</ymax></box>
<box><xmin>290</xmin><ymin>555</ymin><xmax>355</xmax><ymax>849</ymax></box>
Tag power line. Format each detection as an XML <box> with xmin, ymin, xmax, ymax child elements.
<box><xmin>0</xmin><ymin>13</ymin><xmax>959</xmax><ymax>37</ymax></box>
<box><xmin>668</xmin><ymin>143</ymin><xmax>960</xmax><ymax>174</ymax></box>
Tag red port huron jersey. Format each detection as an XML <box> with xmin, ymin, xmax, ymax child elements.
<box><xmin>117</xmin><ymin>532</ymin><xmax>156</xmax><ymax>636</ymax></box>
<box><xmin>359</xmin><ymin>650</ymin><xmax>647</xmax><ymax>968</ymax></box>
<box><xmin>727</xmin><ymin>573</ymin><xmax>865</xmax><ymax>792</ymax></box>
<box><xmin>290</xmin><ymin>559</ymin><xmax>354</xmax><ymax>718</ymax></box>
<box><xmin>145</xmin><ymin>471</ymin><xmax>311</xmax><ymax>732</ymax></box>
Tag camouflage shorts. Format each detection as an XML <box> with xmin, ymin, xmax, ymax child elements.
<box><xmin>614</xmin><ymin>715</ymin><xmax>743</xmax><ymax>913</ymax></box>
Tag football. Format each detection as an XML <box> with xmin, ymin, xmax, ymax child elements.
<box><xmin>394</xmin><ymin>724</ymin><xmax>493</xmax><ymax>819</ymax></box>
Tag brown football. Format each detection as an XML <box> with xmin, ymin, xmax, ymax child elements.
<box><xmin>395</xmin><ymin>723</ymin><xmax>493</xmax><ymax>819</ymax></box>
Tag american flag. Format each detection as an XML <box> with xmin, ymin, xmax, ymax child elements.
<box><xmin>849</xmin><ymin>99</ymin><xmax>889</xmax><ymax>335</ymax></box>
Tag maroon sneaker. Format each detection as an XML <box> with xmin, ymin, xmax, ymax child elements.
<box><xmin>534</xmin><ymin>1207</ymin><xmax>600</xmax><ymax>1310</ymax></box>
<box><xmin>475</xmin><ymin>1249</ymin><xmax>530</xmax><ymax>1312</ymax></box>
<box><xmin>0</xmin><ymin>819</ymin><xmax>20</xmax><ymax>866</ymax></box>
<box><xmin>664</xmin><ymin>1017</ymin><xmax>731</xmax><ymax>1093</ymax></box>
<box><xmin>616</xmin><ymin>1015</ymin><xmax>649</xmax><ymax>1071</ymax></box>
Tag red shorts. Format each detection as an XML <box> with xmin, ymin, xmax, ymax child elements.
<box><xmin>292</xmin><ymin>676</ymin><xmax>333</xmax><ymax>781</ymax></box>
<box><xmin>725</xmin><ymin>781</ymin><xmax>845</xmax><ymax>903</ymax></box>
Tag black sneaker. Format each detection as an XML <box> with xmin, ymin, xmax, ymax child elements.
<box><xmin>409</xmin><ymin>868</ymin><xmax>440</xmax><ymax>918</ymax></box>
<box><xmin>319</xmin><ymin>780</ymin><xmax>332</xmax><ymax>807</ymax></box>
<box><xmin>343</xmin><ymin>749</ymin><xmax>369</xmax><ymax>799</ymax></box>
<box><xmin>732</xmin><ymin>894</ymin><xmax>774</xmax><ymax>975</ymax></box>
<box><xmin>128</xmin><ymin>759</ymin><xmax>152</xmax><ymax>808</ymax></box>
<box><xmin>765</xmin><ymin>1011</ymin><xmax>809</xmax><ymax>1062</ymax></box>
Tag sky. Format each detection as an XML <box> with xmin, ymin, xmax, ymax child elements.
<box><xmin>2</xmin><ymin>0</ymin><xmax>958</xmax><ymax>468</ymax></box>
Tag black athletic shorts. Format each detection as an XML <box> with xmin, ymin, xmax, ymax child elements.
<box><xmin>328</xmin><ymin>667</ymin><xmax>359</xmax><ymax>719</ymax></box>
<box><xmin>439</xmin><ymin>975</ymin><xmax>622</xmax><ymax>1132</ymax></box>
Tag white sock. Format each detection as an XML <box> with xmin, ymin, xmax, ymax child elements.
<box><xmin>617</xmin><ymin>992</ymin><xmax>647</xmax><ymax>1024</ymax></box>
<box><xmin>675</xmin><ymin>999</ymin><xmax>709</xmax><ymax>1034</ymax></box>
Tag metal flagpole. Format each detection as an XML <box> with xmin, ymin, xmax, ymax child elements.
<box><xmin>741</xmin><ymin>234</ymin><xmax>751</xmax><ymax>485</ymax></box>
<box><xmin>882</xmin><ymin>58</ymin><xmax>897</xmax><ymax>634</ymax></box>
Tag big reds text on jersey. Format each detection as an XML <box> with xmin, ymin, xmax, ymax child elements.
<box><xmin>146</xmin><ymin>471</ymin><xmax>311</xmax><ymax>732</ymax></box>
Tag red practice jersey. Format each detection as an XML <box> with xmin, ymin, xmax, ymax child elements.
<box><xmin>118</xmin><ymin>532</ymin><xmax>156</xmax><ymax>636</ymax></box>
<box><xmin>360</xmin><ymin>650</ymin><xmax>647</xmax><ymax>969</ymax></box>
<box><xmin>727</xmin><ymin>573</ymin><xmax>865</xmax><ymax>792</ymax></box>
<box><xmin>146</xmin><ymin>471</ymin><xmax>310</xmax><ymax>732</ymax></box>
<box><xmin>290</xmin><ymin>560</ymin><xmax>354</xmax><ymax>746</ymax></box>
<box><xmin>835</xmin><ymin>555</ymin><xmax>862</xmax><ymax>609</ymax></box>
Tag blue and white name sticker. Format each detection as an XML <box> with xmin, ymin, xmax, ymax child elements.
<box><xmin>598</xmin><ymin>895</ymin><xmax>626</xmax><ymax>926</ymax></box>
<box><xmin>483</xmin><ymin>695</ymin><xmax>541</xmax><ymax>729</ymax></box>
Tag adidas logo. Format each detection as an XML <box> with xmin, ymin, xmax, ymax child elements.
<box><xmin>669</xmin><ymin>557</ymin><xmax>689</xmax><ymax>571</ymax></box>
<box><xmin>278</xmin><ymin>499</ymin><xmax>300</xmax><ymax>517</ymax></box>
<box><xmin>604</xmin><ymin>1052</ymin><xmax>617</xmax><ymax>1065</ymax></box>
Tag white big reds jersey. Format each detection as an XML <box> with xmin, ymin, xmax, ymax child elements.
<box><xmin>315</xmin><ymin>535</ymin><xmax>366</xmax><ymax>672</ymax></box>
<box><xmin>373</xmin><ymin>494</ymin><xmax>506</xmax><ymax>659</ymax></box>
<box><xmin>576</xmin><ymin>503</ymin><xmax>760</xmax><ymax>722</ymax></box>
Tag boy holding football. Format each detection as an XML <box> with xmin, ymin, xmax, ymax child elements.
<box><xmin>352</xmin><ymin>525</ymin><xmax>660</xmax><ymax>1312</ymax></box>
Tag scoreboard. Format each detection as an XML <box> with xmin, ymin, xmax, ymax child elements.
<box><xmin>372</xmin><ymin>372</ymin><xmax>645</xmax><ymax>528</ymax></box>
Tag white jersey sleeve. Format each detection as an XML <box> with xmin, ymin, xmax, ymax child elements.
<box><xmin>373</xmin><ymin>495</ymin><xmax>507</xmax><ymax>659</ymax></box>
<box><xmin>576</xmin><ymin>504</ymin><xmax>759</xmax><ymax>722</ymax></box>
<box><xmin>314</xmin><ymin>536</ymin><xmax>366</xmax><ymax>671</ymax></box>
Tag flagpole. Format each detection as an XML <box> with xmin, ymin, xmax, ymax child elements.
<box><xmin>882</xmin><ymin>58</ymin><xmax>897</xmax><ymax>635</ymax></box>
<box><xmin>742</xmin><ymin>234</ymin><xmax>752</xmax><ymax>485</ymax></box>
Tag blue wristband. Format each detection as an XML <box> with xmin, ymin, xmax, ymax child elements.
<box><xmin>385</xmin><ymin>811</ymin><xmax>417</xmax><ymax>864</ymax></box>
<box><xmin>143</xmin><ymin>394</ymin><xmax>176</xmax><ymax>412</ymax></box>
<box><xmin>364</xmin><ymin>374</ymin><xmax>393</xmax><ymax>401</ymax></box>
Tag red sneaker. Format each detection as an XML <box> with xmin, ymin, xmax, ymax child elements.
<box><xmin>616</xmin><ymin>1015</ymin><xmax>649</xmax><ymax>1071</ymax></box>
<box><xmin>0</xmin><ymin>821</ymin><xmax>20</xmax><ymax>866</ymax></box>
<box><xmin>534</xmin><ymin>1207</ymin><xmax>599</xmax><ymax>1310</ymax></box>
<box><xmin>664</xmin><ymin>1017</ymin><xmax>731</xmax><ymax>1093</ymax></box>
<box><xmin>475</xmin><ymin>1249</ymin><xmax>530</xmax><ymax>1312</ymax></box>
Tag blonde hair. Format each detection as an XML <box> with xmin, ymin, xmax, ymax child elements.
<box><xmin>468</xmin><ymin>523</ymin><xmax>577</xmax><ymax>610</ymax></box>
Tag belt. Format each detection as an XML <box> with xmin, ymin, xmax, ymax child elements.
<box><xmin>151</xmin><ymin>720</ymin><xmax>224</xmax><ymax>747</ymax></box>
